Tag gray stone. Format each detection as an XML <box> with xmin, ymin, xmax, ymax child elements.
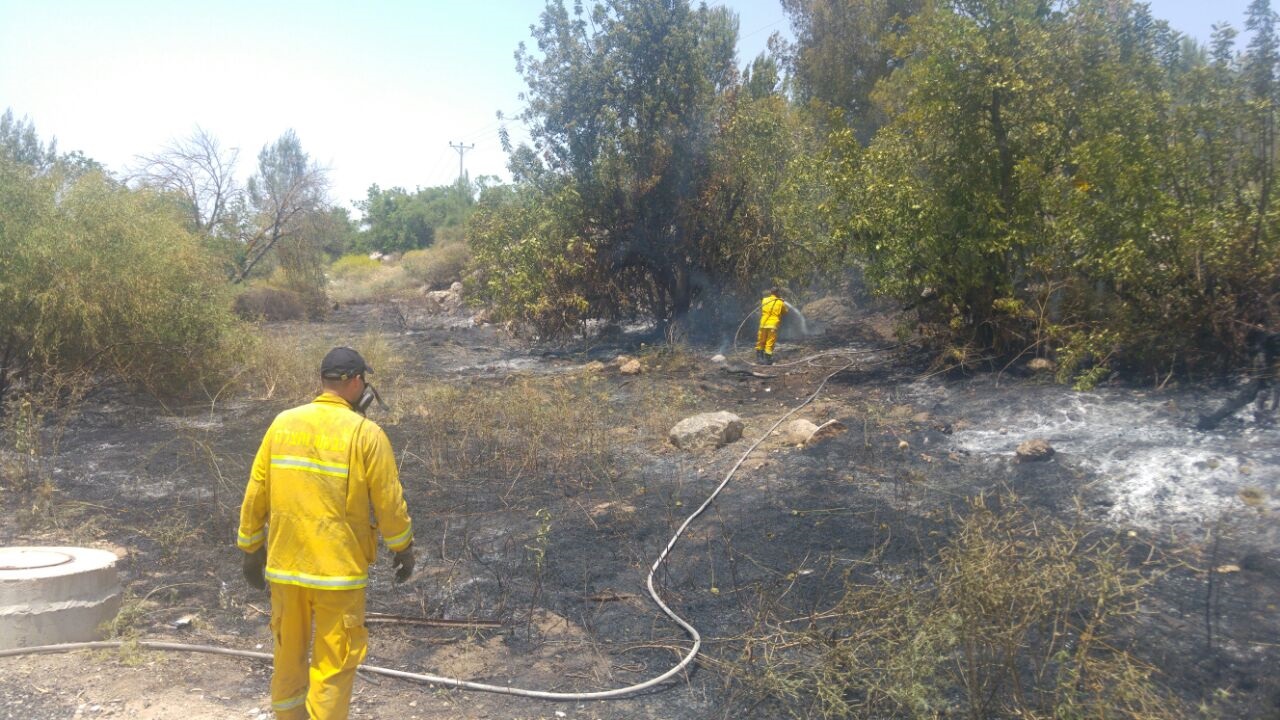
<box><xmin>669</xmin><ymin>412</ymin><xmax>744</xmax><ymax>450</ymax></box>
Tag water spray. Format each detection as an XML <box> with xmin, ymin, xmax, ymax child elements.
<box><xmin>732</xmin><ymin>300</ymin><xmax>812</xmax><ymax>357</ymax></box>
<box><xmin>783</xmin><ymin>300</ymin><xmax>809</xmax><ymax>336</ymax></box>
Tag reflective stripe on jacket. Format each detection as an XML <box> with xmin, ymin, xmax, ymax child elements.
<box><xmin>238</xmin><ymin>393</ymin><xmax>413</xmax><ymax>590</ymax></box>
<box><xmin>759</xmin><ymin>295</ymin><xmax>787</xmax><ymax>330</ymax></box>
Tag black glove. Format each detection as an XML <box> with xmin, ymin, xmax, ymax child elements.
<box><xmin>242</xmin><ymin>546</ymin><xmax>267</xmax><ymax>591</ymax></box>
<box><xmin>392</xmin><ymin>545</ymin><xmax>415</xmax><ymax>584</ymax></box>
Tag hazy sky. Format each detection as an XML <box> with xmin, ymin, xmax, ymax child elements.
<box><xmin>0</xmin><ymin>1</ymin><xmax>1258</xmax><ymax>211</ymax></box>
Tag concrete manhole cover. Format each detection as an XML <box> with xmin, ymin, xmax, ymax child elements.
<box><xmin>0</xmin><ymin>548</ymin><xmax>75</xmax><ymax>571</ymax></box>
<box><xmin>0</xmin><ymin>546</ymin><xmax>123</xmax><ymax>650</ymax></box>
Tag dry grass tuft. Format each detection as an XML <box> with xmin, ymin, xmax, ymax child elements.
<box><xmin>329</xmin><ymin>264</ymin><xmax>419</xmax><ymax>305</ymax></box>
<box><xmin>399</xmin><ymin>373</ymin><xmax>694</xmax><ymax>489</ymax></box>
<box><xmin>732</xmin><ymin>493</ymin><xmax>1184</xmax><ymax>719</ymax></box>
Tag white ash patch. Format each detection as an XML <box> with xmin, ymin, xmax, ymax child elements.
<box><xmin>948</xmin><ymin>388</ymin><xmax>1280</xmax><ymax>531</ymax></box>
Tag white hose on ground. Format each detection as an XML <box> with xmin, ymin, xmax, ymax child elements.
<box><xmin>0</xmin><ymin>354</ymin><xmax>861</xmax><ymax>701</ymax></box>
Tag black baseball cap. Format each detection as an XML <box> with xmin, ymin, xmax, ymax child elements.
<box><xmin>321</xmin><ymin>347</ymin><xmax>373</xmax><ymax>379</ymax></box>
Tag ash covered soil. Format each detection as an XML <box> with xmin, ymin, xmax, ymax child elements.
<box><xmin>2</xmin><ymin>302</ymin><xmax>1279</xmax><ymax>719</ymax></box>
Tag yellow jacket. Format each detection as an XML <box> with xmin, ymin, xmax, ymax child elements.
<box><xmin>237</xmin><ymin>393</ymin><xmax>413</xmax><ymax>590</ymax></box>
<box><xmin>759</xmin><ymin>294</ymin><xmax>787</xmax><ymax>329</ymax></box>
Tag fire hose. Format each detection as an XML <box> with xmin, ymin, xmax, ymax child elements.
<box><xmin>0</xmin><ymin>348</ymin><xmax>888</xmax><ymax>701</ymax></box>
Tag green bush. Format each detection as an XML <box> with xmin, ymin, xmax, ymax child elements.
<box><xmin>329</xmin><ymin>253</ymin><xmax>382</xmax><ymax>281</ymax></box>
<box><xmin>0</xmin><ymin>157</ymin><xmax>241</xmax><ymax>401</ymax></box>
<box><xmin>232</xmin><ymin>285</ymin><xmax>307</xmax><ymax>321</ymax></box>
<box><xmin>402</xmin><ymin>241</ymin><xmax>470</xmax><ymax>289</ymax></box>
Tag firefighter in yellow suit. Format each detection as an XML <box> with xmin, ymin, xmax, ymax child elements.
<box><xmin>238</xmin><ymin>347</ymin><xmax>414</xmax><ymax>720</ymax></box>
<box><xmin>756</xmin><ymin>287</ymin><xmax>788</xmax><ymax>365</ymax></box>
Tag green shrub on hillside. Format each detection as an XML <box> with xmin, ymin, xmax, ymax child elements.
<box><xmin>402</xmin><ymin>242</ymin><xmax>470</xmax><ymax>289</ymax></box>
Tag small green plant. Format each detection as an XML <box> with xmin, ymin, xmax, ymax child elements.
<box><xmin>101</xmin><ymin>591</ymin><xmax>148</xmax><ymax>642</ymax></box>
<box><xmin>524</xmin><ymin>508</ymin><xmax>553</xmax><ymax>639</ymax></box>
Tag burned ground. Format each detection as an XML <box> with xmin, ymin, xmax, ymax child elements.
<box><xmin>1</xmin><ymin>303</ymin><xmax>1278</xmax><ymax>719</ymax></box>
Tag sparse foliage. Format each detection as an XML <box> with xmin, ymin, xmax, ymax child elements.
<box><xmin>131</xmin><ymin>126</ymin><xmax>240</xmax><ymax>236</ymax></box>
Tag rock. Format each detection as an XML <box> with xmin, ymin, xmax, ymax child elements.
<box><xmin>423</xmin><ymin>286</ymin><xmax>464</xmax><ymax>313</ymax></box>
<box><xmin>619</xmin><ymin>359</ymin><xmax>643</xmax><ymax>375</ymax></box>
<box><xmin>614</xmin><ymin>354</ymin><xmax>635</xmax><ymax>367</ymax></box>
<box><xmin>711</xmin><ymin>354</ymin><xmax>727</xmax><ymax>364</ymax></box>
<box><xmin>669</xmin><ymin>412</ymin><xmax>744</xmax><ymax>451</ymax></box>
<box><xmin>1028</xmin><ymin>357</ymin><xmax>1057</xmax><ymax>373</ymax></box>
<box><xmin>783</xmin><ymin>419</ymin><xmax>847</xmax><ymax>446</ymax></box>
<box><xmin>808</xmin><ymin>419</ymin><xmax>847</xmax><ymax>444</ymax></box>
<box><xmin>1015</xmin><ymin>438</ymin><xmax>1055</xmax><ymax>462</ymax></box>
<box><xmin>784</xmin><ymin>419</ymin><xmax>820</xmax><ymax>445</ymax></box>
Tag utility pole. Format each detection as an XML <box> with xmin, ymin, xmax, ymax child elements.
<box><xmin>449</xmin><ymin>141</ymin><xmax>475</xmax><ymax>182</ymax></box>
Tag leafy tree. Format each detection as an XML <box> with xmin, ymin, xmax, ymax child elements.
<box><xmin>0</xmin><ymin>109</ymin><xmax>57</xmax><ymax>170</ymax></box>
<box><xmin>510</xmin><ymin>0</ymin><xmax>738</xmax><ymax>321</ymax></box>
<box><xmin>743</xmin><ymin>52</ymin><xmax>782</xmax><ymax>100</ymax></box>
<box><xmin>355</xmin><ymin>180</ymin><xmax>478</xmax><ymax>254</ymax></box>
<box><xmin>235</xmin><ymin>129</ymin><xmax>328</xmax><ymax>284</ymax></box>
<box><xmin>778</xmin><ymin>0</ymin><xmax>923</xmax><ymax>140</ymax></box>
<box><xmin>468</xmin><ymin>182</ymin><xmax>601</xmax><ymax>335</ymax></box>
<box><xmin>309</xmin><ymin>206</ymin><xmax>359</xmax><ymax>259</ymax></box>
<box><xmin>823</xmin><ymin>0</ymin><xmax>1280</xmax><ymax>379</ymax></box>
<box><xmin>842</xmin><ymin>0</ymin><xmax>1070</xmax><ymax>350</ymax></box>
<box><xmin>697</xmin><ymin>84</ymin><xmax>840</xmax><ymax>301</ymax></box>
<box><xmin>357</xmin><ymin>184</ymin><xmax>436</xmax><ymax>253</ymax></box>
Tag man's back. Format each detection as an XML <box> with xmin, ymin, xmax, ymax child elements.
<box><xmin>239</xmin><ymin>393</ymin><xmax>412</xmax><ymax>590</ymax></box>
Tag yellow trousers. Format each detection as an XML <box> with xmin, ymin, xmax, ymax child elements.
<box><xmin>269</xmin><ymin>583</ymin><xmax>367</xmax><ymax>720</ymax></box>
<box><xmin>756</xmin><ymin>326</ymin><xmax>778</xmax><ymax>355</ymax></box>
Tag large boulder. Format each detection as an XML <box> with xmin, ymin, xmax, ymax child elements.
<box><xmin>619</xmin><ymin>359</ymin><xmax>643</xmax><ymax>375</ymax></box>
<box><xmin>423</xmin><ymin>289</ymin><xmax>463</xmax><ymax>312</ymax></box>
<box><xmin>669</xmin><ymin>412</ymin><xmax>744</xmax><ymax>451</ymax></box>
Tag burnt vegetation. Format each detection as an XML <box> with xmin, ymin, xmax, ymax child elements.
<box><xmin>3</xmin><ymin>1</ymin><xmax>1280</xmax><ymax>718</ymax></box>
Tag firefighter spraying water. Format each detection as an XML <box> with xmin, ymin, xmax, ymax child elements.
<box><xmin>752</xmin><ymin>287</ymin><xmax>808</xmax><ymax>365</ymax></box>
